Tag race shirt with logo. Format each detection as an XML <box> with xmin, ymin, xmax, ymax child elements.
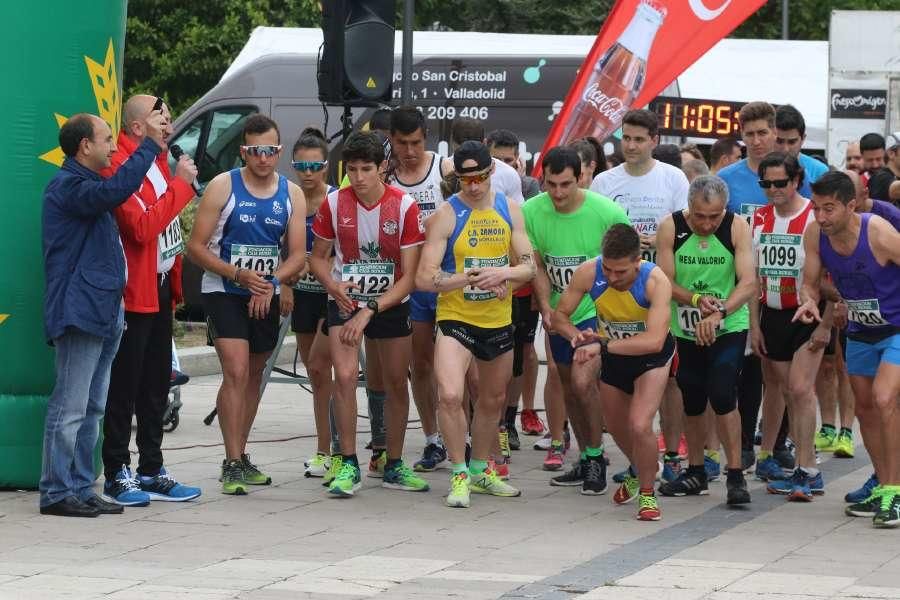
<box><xmin>312</xmin><ymin>184</ymin><xmax>424</xmax><ymax>304</ymax></box>
<box><xmin>590</xmin><ymin>259</ymin><xmax>657</xmax><ymax>342</ymax></box>
<box><xmin>590</xmin><ymin>160</ymin><xmax>688</xmax><ymax>263</ymax></box>
<box><xmin>436</xmin><ymin>192</ymin><xmax>514</xmax><ymax>328</ymax></box>
<box><xmin>523</xmin><ymin>190</ymin><xmax>629</xmax><ymax>325</ymax></box>
<box><xmin>751</xmin><ymin>198</ymin><xmax>815</xmax><ymax>310</ymax></box>
<box><xmin>201</xmin><ymin>169</ymin><xmax>292</xmax><ymax>296</ymax></box>
<box><xmin>670</xmin><ymin>210</ymin><xmax>749</xmax><ymax>340</ymax></box>
<box><xmin>387</xmin><ymin>151</ymin><xmax>446</xmax><ymax>220</ymax></box>
<box><xmin>819</xmin><ymin>213</ymin><xmax>900</xmax><ymax>340</ymax></box>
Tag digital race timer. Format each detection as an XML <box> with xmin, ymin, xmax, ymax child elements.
<box><xmin>648</xmin><ymin>96</ymin><xmax>745</xmax><ymax>139</ymax></box>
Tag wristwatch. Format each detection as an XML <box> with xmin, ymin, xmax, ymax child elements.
<box><xmin>717</xmin><ymin>304</ymin><xmax>728</xmax><ymax>318</ymax></box>
<box><xmin>366</xmin><ymin>299</ymin><xmax>380</xmax><ymax>314</ymax></box>
<box><xmin>598</xmin><ymin>337</ymin><xmax>610</xmax><ymax>353</ymax></box>
<box><xmin>269</xmin><ymin>275</ymin><xmax>281</xmax><ymax>289</ymax></box>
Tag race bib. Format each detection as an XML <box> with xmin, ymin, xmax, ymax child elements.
<box><xmin>598</xmin><ymin>319</ymin><xmax>646</xmax><ymax>340</ymax></box>
<box><xmin>641</xmin><ymin>248</ymin><xmax>657</xmax><ymax>263</ymax></box>
<box><xmin>294</xmin><ymin>252</ymin><xmax>325</xmax><ymax>293</ymax></box>
<box><xmin>230</xmin><ymin>243</ymin><xmax>278</xmax><ymax>276</ymax></box>
<box><xmin>463</xmin><ymin>255</ymin><xmax>509</xmax><ymax>301</ymax></box>
<box><xmin>159</xmin><ymin>218</ymin><xmax>184</xmax><ymax>261</ymax></box>
<box><xmin>758</xmin><ymin>233</ymin><xmax>801</xmax><ymax>279</ymax></box>
<box><xmin>676</xmin><ymin>304</ymin><xmax>722</xmax><ymax>336</ymax></box>
<box><xmin>341</xmin><ymin>262</ymin><xmax>395</xmax><ymax>302</ymax></box>
<box><xmin>544</xmin><ymin>254</ymin><xmax>586</xmax><ymax>294</ymax></box>
<box><xmin>847</xmin><ymin>299</ymin><xmax>888</xmax><ymax>327</ymax></box>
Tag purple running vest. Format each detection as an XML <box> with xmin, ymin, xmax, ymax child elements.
<box><xmin>820</xmin><ymin>213</ymin><xmax>900</xmax><ymax>337</ymax></box>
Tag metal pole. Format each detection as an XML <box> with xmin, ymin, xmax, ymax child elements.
<box><xmin>782</xmin><ymin>0</ymin><xmax>789</xmax><ymax>40</ymax></box>
<box><xmin>401</xmin><ymin>0</ymin><xmax>414</xmax><ymax>104</ymax></box>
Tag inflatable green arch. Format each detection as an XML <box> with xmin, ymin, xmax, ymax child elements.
<box><xmin>1</xmin><ymin>3</ymin><xmax>127</xmax><ymax>488</ymax></box>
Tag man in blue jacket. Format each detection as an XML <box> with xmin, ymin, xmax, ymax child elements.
<box><xmin>40</xmin><ymin>111</ymin><xmax>165</xmax><ymax>517</ymax></box>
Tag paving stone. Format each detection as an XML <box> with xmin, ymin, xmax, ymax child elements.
<box><xmin>724</xmin><ymin>572</ymin><xmax>855</xmax><ymax>596</ymax></box>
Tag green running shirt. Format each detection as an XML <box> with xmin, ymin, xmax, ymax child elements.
<box><xmin>670</xmin><ymin>210</ymin><xmax>749</xmax><ymax>339</ymax></box>
<box><xmin>523</xmin><ymin>191</ymin><xmax>630</xmax><ymax>325</ymax></box>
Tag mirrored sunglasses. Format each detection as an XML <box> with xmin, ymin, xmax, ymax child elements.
<box><xmin>758</xmin><ymin>178</ymin><xmax>790</xmax><ymax>189</ymax></box>
<box><xmin>242</xmin><ymin>144</ymin><xmax>282</xmax><ymax>157</ymax></box>
<box><xmin>292</xmin><ymin>160</ymin><xmax>328</xmax><ymax>172</ymax></box>
<box><xmin>458</xmin><ymin>171</ymin><xmax>491</xmax><ymax>185</ymax></box>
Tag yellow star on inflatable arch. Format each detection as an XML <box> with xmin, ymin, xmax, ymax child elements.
<box><xmin>39</xmin><ymin>39</ymin><xmax>122</xmax><ymax>167</ymax></box>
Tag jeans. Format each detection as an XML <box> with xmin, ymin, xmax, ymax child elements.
<box><xmin>40</xmin><ymin>314</ymin><xmax>124</xmax><ymax>507</ymax></box>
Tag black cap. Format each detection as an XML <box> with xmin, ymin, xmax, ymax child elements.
<box><xmin>454</xmin><ymin>141</ymin><xmax>493</xmax><ymax>174</ymax></box>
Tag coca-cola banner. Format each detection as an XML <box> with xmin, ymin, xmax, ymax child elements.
<box><xmin>534</xmin><ymin>0</ymin><xmax>766</xmax><ymax>176</ymax></box>
<box><xmin>830</xmin><ymin>89</ymin><xmax>887</xmax><ymax>120</ymax></box>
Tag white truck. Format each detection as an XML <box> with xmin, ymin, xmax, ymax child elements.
<box><xmin>827</xmin><ymin>10</ymin><xmax>900</xmax><ymax>167</ymax></box>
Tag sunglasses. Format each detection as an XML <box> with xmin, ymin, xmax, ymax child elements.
<box><xmin>458</xmin><ymin>171</ymin><xmax>491</xmax><ymax>185</ymax></box>
<box><xmin>241</xmin><ymin>144</ymin><xmax>282</xmax><ymax>157</ymax></box>
<box><xmin>758</xmin><ymin>178</ymin><xmax>791</xmax><ymax>189</ymax></box>
<box><xmin>292</xmin><ymin>160</ymin><xmax>328</xmax><ymax>172</ymax></box>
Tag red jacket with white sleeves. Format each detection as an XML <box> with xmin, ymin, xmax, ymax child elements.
<box><xmin>100</xmin><ymin>131</ymin><xmax>195</xmax><ymax>313</ymax></box>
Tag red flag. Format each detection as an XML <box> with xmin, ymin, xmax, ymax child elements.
<box><xmin>534</xmin><ymin>0</ymin><xmax>766</xmax><ymax>177</ymax></box>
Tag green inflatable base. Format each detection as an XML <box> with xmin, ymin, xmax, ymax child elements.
<box><xmin>0</xmin><ymin>394</ymin><xmax>102</xmax><ymax>490</ymax></box>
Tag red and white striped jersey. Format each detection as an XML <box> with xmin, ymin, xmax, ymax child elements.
<box><xmin>312</xmin><ymin>184</ymin><xmax>425</xmax><ymax>287</ymax></box>
<box><xmin>751</xmin><ymin>198</ymin><xmax>815</xmax><ymax>310</ymax></box>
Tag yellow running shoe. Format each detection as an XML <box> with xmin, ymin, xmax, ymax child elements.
<box><xmin>446</xmin><ymin>472</ymin><xmax>471</xmax><ymax>508</ymax></box>
<box><xmin>833</xmin><ymin>431</ymin><xmax>854</xmax><ymax>458</ymax></box>
<box><xmin>470</xmin><ymin>468</ymin><xmax>521</xmax><ymax>497</ymax></box>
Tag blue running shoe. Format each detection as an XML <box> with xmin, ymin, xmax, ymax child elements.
<box><xmin>807</xmin><ymin>470</ymin><xmax>825</xmax><ymax>495</ymax></box>
<box><xmin>755</xmin><ymin>456</ymin><xmax>787</xmax><ymax>482</ymax></box>
<box><xmin>104</xmin><ymin>465</ymin><xmax>151</xmax><ymax>506</ymax></box>
<box><xmin>413</xmin><ymin>443</ymin><xmax>447</xmax><ymax>472</ymax></box>
<box><xmin>787</xmin><ymin>469</ymin><xmax>813</xmax><ymax>502</ymax></box>
<box><xmin>661</xmin><ymin>458</ymin><xmax>681</xmax><ymax>483</ymax></box>
<box><xmin>845</xmin><ymin>473</ymin><xmax>879</xmax><ymax>504</ymax></box>
<box><xmin>704</xmin><ymin>455</ymin><xmax>721</xmax><ymax>482</ymax></box>
<box><xmin>139</xmin><ymin>468</ymin><xmax>202</xmax><ymax>502</ymax></box>
<box><xmin>766</xmin><ymin>476</ymin><xmax>794</xmax><ymax>495</ymax></box>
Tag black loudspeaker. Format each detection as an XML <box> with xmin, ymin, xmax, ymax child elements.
<box><xmin>318</xmin><ymin>0</ymin><xmax>395</xmax><ymax>106</ymax></box>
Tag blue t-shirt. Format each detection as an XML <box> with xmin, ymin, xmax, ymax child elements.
<box><xmin>719</xmin><ymin>154</ymin><xmax>826</xmax><ymax>220</ymax></box>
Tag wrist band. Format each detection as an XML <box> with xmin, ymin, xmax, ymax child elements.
<box><xmin>233</xmin><ymin>266</ymin><xmax>243</xmax><ymax>284</ymax></box>
<box><xmin>691</xmin><ymin>293</ymin><xmax>701</xmax><ymax>307</ymax></box>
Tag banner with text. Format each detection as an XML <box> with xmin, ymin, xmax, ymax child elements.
<box><xmin>534</xmin><ymin>0</ymin><xmax>765</xmax><ymax>177</ymax></box>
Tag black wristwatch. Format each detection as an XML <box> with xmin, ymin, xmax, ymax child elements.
<box><xmin>598</xmin><ymin>337</ymin><xmax>610</xmax><ymax>353</ymax></box>
<box><xmin>366</xmin><ymin>299</ymin><xmax>380</xmax><ymax>314</ymax></box>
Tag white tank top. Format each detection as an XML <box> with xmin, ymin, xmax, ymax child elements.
<box><xmin>388</xmin><ymin>151</ymin><xmax>445</xmax><ymax>220</ymax></box>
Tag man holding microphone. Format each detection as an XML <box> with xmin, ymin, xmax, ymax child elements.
<box><xmin>101</xmin><ymin>95</ymin><xmax>202</xmax><ymax>505</ymax></box>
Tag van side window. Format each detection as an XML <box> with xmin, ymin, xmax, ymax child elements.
<box><xmin>200</xmin><ymin>109</ymin><xmax>255</xmax><ymax>183</ymax></box>
<box><xmin>168</xmin><ymin>106</ymin><xmax>257</xmax><ymax>186</ymax></box>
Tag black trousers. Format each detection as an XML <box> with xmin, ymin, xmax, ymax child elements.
<box><xmin>737</xmin><ymin>353</ymin><xmax>791</xmax><ymax>452</ymax></box>
<box><xmin>103</xmin><ymin>276</ymin><xmax>172</xmax><ymax>479</ymax></box>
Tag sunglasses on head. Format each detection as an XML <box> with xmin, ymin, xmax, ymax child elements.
<box><xmin>241</xmin><ymin>144</ymin><xmax>282</xmax><ymax>157</ymax></box>
<box><xmin>292</xmin><ymin>160</ymin><xmax>328</xmax><ymax>172</ymax></box>
<box><xmin>758</xmin><ymin>178</ymin><xmax>791</xmax><ymax>189</ymax></box>
<box><xmin>458</xmin><ymin>171</ymin><xmax>491</xmax><ymax>185</ymax></box>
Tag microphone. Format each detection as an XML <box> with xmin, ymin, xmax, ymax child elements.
<box><xmin>169</xmin><ymin>144</ymin><xmax>202</xmax><ymax>195</ymax></box>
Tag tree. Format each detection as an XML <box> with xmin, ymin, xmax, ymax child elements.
<box><xmin>123</xmin><ymin>0</ymin><xmax>896</xmax><ymax>116</ymax></box>
<box><xmin>124</xmin><ymin>0</ymin><xmax>320</xmax><ymax>114</ymax></box>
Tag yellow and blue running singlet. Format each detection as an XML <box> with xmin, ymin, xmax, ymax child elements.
<box><xmin>590</xmin><ymin>259</ymin><xmax>654</xmax><ymax>340</ymax></box>
<box><xmin>436</xmin><ymin>193</ymin><xmax>513</xmax><ymax>329</ymax></box>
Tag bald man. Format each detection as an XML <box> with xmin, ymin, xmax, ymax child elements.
<box><xmin>845</xmin><ymin>142</ymin><xmax>863</xmax><ymax>173</ymax></box>
<box><xmin>100</xmin><ymin>95</ymin><xmax>203</xmax><ymax>506</ymax></box>
<box><xmin>846</xmin><ymin>168</ymin><xmax>900</xmax><ymax>230</ymax></box>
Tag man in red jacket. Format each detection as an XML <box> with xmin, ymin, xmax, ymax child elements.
<box><xmin>101</xmin><ymin>95</ymin><xmax>202</xmax><ymax>505</ymax></box>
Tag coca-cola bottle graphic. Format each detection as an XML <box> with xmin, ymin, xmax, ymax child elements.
<box><xmin>560</xmin><ymin>2</ymin><xmax>665</xmax><ymax>145</ymax></box>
